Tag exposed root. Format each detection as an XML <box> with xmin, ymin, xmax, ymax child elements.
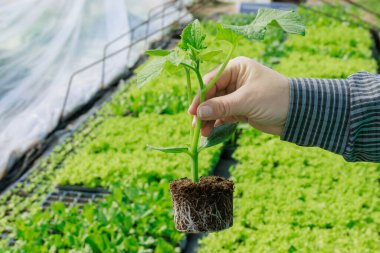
<box><xmin>170</xmin><ymin>176</ymin><xmax>234</xmax><ymax>233</ymax></box>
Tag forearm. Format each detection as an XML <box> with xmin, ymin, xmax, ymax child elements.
<box><xmin>281</xmin><ymin>72</ymin><xmax>380</xmax><ymax>162</ymax></box>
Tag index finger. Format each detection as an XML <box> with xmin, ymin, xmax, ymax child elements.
<box><xmin>188</xmin><ymin>59</ymin><xmax>239</xmax><ymax>115</ymax></box>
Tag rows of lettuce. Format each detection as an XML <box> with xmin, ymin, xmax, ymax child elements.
<box><xmin>3</xmin><ymin>114</ymin><xmax>222</xmax><ymax>252</ymax></box>
<box><xmin>1</xmin><ymin>5</ymin><xmax>378</xmax><ymax>251</ymax></box>
<box><xmin>274</xmin><ymin>6</ymin><xmax>377</xmax><ymax>77</ymax></box>
<box><xmin>200</xmin><ymin>129</ymin><xmax>380</xmax><ymax>252</ymax></box>
<box><xmin>199</xmin><ymin>7</ymin><xmax>379</xmax><ymax>253</ymax></box>
<box><xmin>0</xmin><ymin>115</ymin><xmax>104</xmax><ymax>246</ymax></box>
<box><xmin>0</xmin><ymin>17</ymin><xmax>281</xmax><ymax>252</ymax></box>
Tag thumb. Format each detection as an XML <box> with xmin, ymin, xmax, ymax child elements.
<box><xmin>197</xmin><ymin>92</ymin><xmax>242</xmax><ymax>121</ymax></box>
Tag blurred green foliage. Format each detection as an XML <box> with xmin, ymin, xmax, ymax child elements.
<box><xmin>199</xmin><ymin>129</ymin><xmax>380</xmax><ymax>252</ymax></box>
<box><xmin>274</xmin><ymin>5</ymin><xmax>378</xmax><ymax>77</ymax></box>
<box><xmin>200</xmin><ymin>6</ymin><xmax>379</xmax><ymax>253</ymax></box>
<box><xmin>55</xmin><ymin>113</ymin><xmax>221</xmax><ymax>187</ymax></box>
<box><xmin>12</xmin><ymin>180</ymin><xmax>182</xmax><ymax>252</ymax></box>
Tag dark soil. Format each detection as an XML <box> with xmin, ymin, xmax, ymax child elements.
<box><xmin>170</xmin><ymin>176</ymin><xmax>234</xmax><ymax>233</ymax></box>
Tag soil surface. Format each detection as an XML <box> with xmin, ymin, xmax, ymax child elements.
<box><xmin>170</xmin><ymin>176</ymin><xmax>234</xmax><ymax>233</ymax></box>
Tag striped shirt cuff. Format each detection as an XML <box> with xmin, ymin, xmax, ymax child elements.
<box><xmin>344</xmin><ymin>72</ymin><xmax>380</xmax><ymax>162</ymax></box>
<box><xmin>281</xmin><ymin>78</ymin><xmax>350</xmax><ymax>155</ymax></box>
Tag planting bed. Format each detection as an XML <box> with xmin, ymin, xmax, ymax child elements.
<box><xmin>199</xmin><ymin>6</ymin><xmax>380</xmax><ymax>253</ymax></box>
<box><xmin>199</xmin><ymin>129</ymin><xmax>380</xmax><ymax>252</ymax></box>
<box><xmin>0</xmin><ymin>4</ymin><xmax>379</xmax><ymax>253</ymax></box>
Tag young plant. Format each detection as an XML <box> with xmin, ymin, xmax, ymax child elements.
<box><xmin>137</xmin><ymin>8</ymin><xmax>305</xmax><ymax>183</ymax></box>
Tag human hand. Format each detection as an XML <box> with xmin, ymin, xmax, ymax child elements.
<box><xmin>189</xmin><ymin>56</ymin><xmax>290</xmax><ymax>137</ymax></box>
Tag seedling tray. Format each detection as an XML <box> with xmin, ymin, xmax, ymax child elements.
<box><xmin>41</xmin><ymin>186</ymin><xmax>109</xmax><ymax>210</ymax></box>
<box><xmin>0</xmin><ymin>232</ymin><xmax>9</xmax><ymax>240</ymax></box>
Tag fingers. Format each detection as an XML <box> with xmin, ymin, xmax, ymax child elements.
<box><xmin>201</xmin><ymin>117</ymin><xmax>240</xmax><ymax>137</ymax></box>
<box><xmin>191</xmin><ymin>116</ymin><xmax>215</xmax><ymax>137</ymax></box>
<box><xmin>189</xmin><ymin>57</ymin><xmax>241</xmax><ymax>115</ymax></box>
<box><xmin>196</xmin><ymin>89</ymin><xmax>245</xmax><ymax>121</ymax></box>
<box><xmin>201</xmin><ymin>120</ymin><xmax>215</xmax><ymax>137</ymax></box>
<box><xmin>202</xmin><ymin>61</ymin><xmax>237</xmax><ymax>93</ymax></box>
<box><xmin>188</xmin><ymin>88</ymin><xmax>227</xmax><ymax>116</ymax></box>
<box><xmin>215</xmin><ymin>117</ymin><xmax>239</xmax><ymax>127</ymax></box>
<box><xmin>188</xmin><ymin>92</ymin><xmax>200</xmax><ymax>116</ymax></box>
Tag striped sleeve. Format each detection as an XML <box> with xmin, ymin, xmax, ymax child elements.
<box><xmin>280</xmin><ymin>72</ymin><xmax>380</xmax><ymax>162</ymax></box>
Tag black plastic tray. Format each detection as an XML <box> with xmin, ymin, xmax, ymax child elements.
<box><xmin>0</xmin><ymin>232</ymin><xmax>9</xmax><ymax>240</ymax></box>
<box><xmin>41</xmin><ymin>186</ymin><xmax>109</xmax><ymax>210</ymax></box>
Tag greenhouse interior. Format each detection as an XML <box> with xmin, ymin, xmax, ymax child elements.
<box><xmin>0</xmin><ymin>0</ymin><xmax>379</xmax><ymax>252</ymax></box>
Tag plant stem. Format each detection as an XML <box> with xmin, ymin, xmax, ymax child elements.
<box><xmin>195</xmin><ymin>60</ymin><xmax>204</xmax><ymax>89</ymax></box>
<box><xmin>189</xmin><ymin>45</ymin><xmax>235</xmax><ymax>183</ymax></box>
<box><xmin>203</xmin><ymin>44</ymin><xmax>236</xmax><ymax>94</ymax></box>
<box><xmin>180</xmin><ymin>62</ymin><xmax>196</xmax><ymax>71</ymax></box>
<box><xmin>185</xmin><ymin>67</ymin><xmax>194</xmax><ymax>141</ymax></box>
<box><xmin>191</xmin><ymin>117</ymin><xmax>201</xmax><ymax>182</ymax></box>
<box><xmin>190</xmin><ymin>60</ymin><xmax>205</xmax><ymax>183</ymax></box>
<box><xmin>191</xmin><ymin>144</ymin><xmax>199</xmax><ymax>182</ymax></box>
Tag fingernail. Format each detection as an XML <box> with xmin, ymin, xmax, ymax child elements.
<box><xmin>192</xmin><ymin>117</ymin><xmax>196</xmax><ymax>127</ymax></box>
<box><xmin>198</xmin><ymin>106</ymin><xmax>213</xmax><ymax>118</ymax></box>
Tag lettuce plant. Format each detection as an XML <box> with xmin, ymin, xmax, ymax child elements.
<box><xmin>199</xmin><ymin>128</ymin><xmax>380</xmax><ymax>252</ymax></box>
<box><xmin>137</xmin><ymin>8</ymin><xmax>305</xmax><ymax>182</ymax></box>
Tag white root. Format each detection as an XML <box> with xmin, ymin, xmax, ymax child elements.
<box><xmin>171</xmin><ymin>195</ymin><xmax>233</xmax><ymax>233</ymax></box>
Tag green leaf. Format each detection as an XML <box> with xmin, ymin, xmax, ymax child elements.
<box><xmin>154</xmin><ymin>238</ymin><xmax>175</xmax><ymax>253</ymax></box>
<box><xmin>136</xmin><ymin>57</ymin><xmax>167</xmax><ymax>87</ymax></box>
<box><xmin>85</xmin><ymin>234</ymin><xmax>103</xmax><ymax>253</ymax></box>
<box><xmin>145</xmin><ymin>49</ymin><xmax>172</xmax><ymax>56</ymax></box>
<box><xmin>216</xmin><ymin>24</ymin><xmax>242</xmax><ymax>45</ymax></box>
<box><xmin>116</xmin><ymin>213</ymin><xmax>133</xmax><ymax>235</ymax></box>
<box><xmin>288</xmin><ymin>245</ymin><xmax>297</xmax><ymax>253</ymax></box>
<box><xmin>146</xmin><ymin>145</ymin><xmax>190</xmax><ymax>154</ymax></box>
<box><xmin>97</xmin><ymin>211</ymin><xmax>108</xmax><ymax>226</ymax></box>
<box><xmin>255</xmin><ymin>8</ymin><xmax>305</xmax><ymax>35</ymax></box>
<box><xmin>137</xmin><ymin>50</ymin><xmax>189</xmax><ymax>87</ymax></box>
<box><xmin>199</xmin><ymin>123</ymin><xmax>237</xmax><ymax>150</ymax></box>
<box><xmin>164</xmin><ymin>62</ymin><xmax>184</xmax><ymax>75</ymax></box>
<box><xmin>113</xmin><ymin>187</ymin><xmax>123</xmax><ymax>203</ymax></box>
<box><xmin>124</xmin><ymin>236</ymin><xmax>139</xmax><ymax>251</ymax></box>
<box><xmin>222</xmin><ymin>8</ymin><xmax>305</xmax><ymax>41</ymax></box>
<box><xmin>199</xmin><ymin>49</ymin><xmax>223</xmax><ymax>61</ymax></box>
<box><xmin>51</xmin><ymin>202</ymin><xmax>65</xmax><ymax>215</ymax></box>
<box><xmin>83</xmin><ymin>205</ymin><xmax>95</xmax><ymax>222</ymax></box>
<box><xmin>166</xmin><ymin>51</ymin><xmax>185</xmax><ymax>66</ymax></box>
<box><xmin>178</xmin><ymin>19</ymin><xmax>207</xmax><ymax>51</ymax></box>
<box><xmin>166</xmin><ymin>50</ymin><xmax>192</xmax><ymax>74</ymax></box>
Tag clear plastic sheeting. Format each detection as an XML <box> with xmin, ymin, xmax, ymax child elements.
<box><xmin>0</xmin><ymin>0</ymin><xmax>191</xmax><ymax>180</ymax></box>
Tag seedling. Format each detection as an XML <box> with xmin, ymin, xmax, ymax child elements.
<box><xmin>137</xmin><ymin>8</ymin><xmax>305</xmax><ymax>233</ymax></box>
